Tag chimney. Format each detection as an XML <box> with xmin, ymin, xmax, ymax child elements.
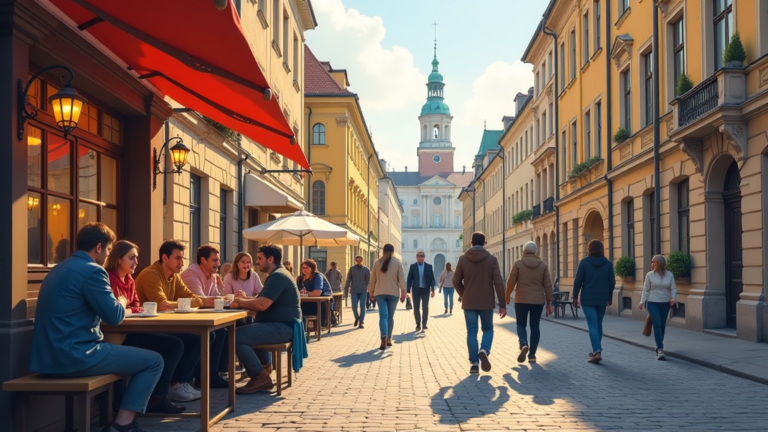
<box><xmin>405</xmin><ymin>166</ymin><xmax>408</xmax><ymax>172</ymax></box>
<box><xmin>379</xmin><ymin>158</ymin><xmax>388</xmax><ymax>172</ymax></box>
<box><xmin>462</xmin><ymin>165</ymin><xmax>466</xmax><ymax>174</ymax></box>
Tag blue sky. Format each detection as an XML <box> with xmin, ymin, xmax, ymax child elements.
<box><xmin>306</xmin><ymin>0</ymin><xmax>550</xmax><ymax>172</ymax></box>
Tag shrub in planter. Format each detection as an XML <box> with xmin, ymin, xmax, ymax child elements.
<box><xmin>615</xmin><ymin>256</ymin><xmax>635</xmax><ymax>278</ymax></box>
<box><xmin>676</xmin><ymin>73</ymin><xmax>694</xmax><ymax>96</ymax></box>
<box><xmin>613</xmin><ymin>127</ymin><xmax>629</xmax><ymax>144</ymax></box>
<box><xmin>723</xmin><ymin>31</ymin><xmax>746</xmax><ymax>66</ymax></box>
<box><xmin>568</xmin><ymin>156</ymin><xmax>600</xmax><ymax>179</ymax></box>
<box><xmin>512</xmin><ymin>209</ymin><xmax>533</xmax><ymax>225</ymax></box>
<box><xmin>667</xmin><ymin>251</ymin><xmax>691</xmax><ymax>277</ymax></box>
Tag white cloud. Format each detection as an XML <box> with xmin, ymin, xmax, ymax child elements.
<box><xmin>458</xmin><ymin>61</ymin><xmax>534</xmax><ymax>129</ymax></box>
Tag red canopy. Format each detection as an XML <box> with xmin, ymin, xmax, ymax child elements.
<box><xmin>49</xmin><ymin>0</ymin><xmax>309</xmax><ymax>168</ymax></box>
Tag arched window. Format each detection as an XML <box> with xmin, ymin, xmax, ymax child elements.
<box><xmin>433</xmin><ymin>126</ymin><xmax>439</xmax><ymax>139</ymax></box>
<box><xmin>312</xmin><ymin>181</ymin><xmax>326</xmax><ymax>214</ymax></box>
<box><xmin>312</xmin><ymin>123</ymin><xmax>326</xmax><ymax>145</ymax></box>
<box><xmin>422</xmin><ymin>124</ymin><xmax>427</xmax><ymax>141</ymax></box>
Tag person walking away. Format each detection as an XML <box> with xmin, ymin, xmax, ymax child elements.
<box><xmin>505</xmin><ymin>241</ymin><xmax>553</xmax><ymax>364</ymax></box>
<box><xmin>325</xmin><ymin>261</ymin><xmax>343</xmax><ymax>294</ymax></box>
<box><xmin>639</xmin><ymin>255</ymin><xmax>677</xmax><ymax>360</ymax></box>
<box><xmin>30</xmin><ymin>223</ymin><xmax>163</xmax><ymax>432</ymax></box>
<box><xmin>406</xmin><ymin>251</ymin><xmax>436</xmax><ymax>331</ymax></box>
<box><xmin>368</xmin><ymin>244</ymin><xmax>407</xmax><ymax>350</ymax></box>
<box><xmin>345</xmin><ymin>256</ymin><xmax>371</xmax><ymax>328</ymax></box>
<box><xmin>105</xmin><ymin>240</ymin><xmax>186</xmax><ymax>414</ymax></box>
<box><xmin>572</xmin><ymin>239</ymin><xmax>616</xmax><ymax>364</ymax></box>
<box><xmin>453</xmin><ymin>232</ymin><xmax>506</xmax><ymax>374</ymax></box>
<box><xmin>439</xmin><ymin>263</ymin><xmax>456</xmax><ymax>314</ymax></box>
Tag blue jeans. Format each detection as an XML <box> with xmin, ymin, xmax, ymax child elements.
<box><xmin>48</xmin><ymin>344</ymin><xmax>163</xmax><ymax>414</ymax></box>
<box><xmin>443</xmin><ymin>288</ymin><xmax>455</xmax><ymax>310</ymax></box>
<box><xmin>464</xmin><ymin>309</ymin><xmax>494</xmax><ymax>363</ymax></box>
<box><xmin>647</xmin><ymin>301</ymin><xmax>671</xmax><ymax>350</ymax></box>
<box><xmin>235</xmin><ymin>322</ymin><xmax>293</xmax><ymax>378</ymax></box>
<box><xmin>351</xmin><ymin>292</ymin><xmax>367</xmax><ymax>323</ymax></box>
<box><xmin>581</xmin><ymin>305</ymin><xmax>606</xmax><ymax>353</ymax></box>
<box><xmin>376</xmin><ymin>295</ymin><xmax>399</xmax><ymax>338</ymax></box>
<box><xmin>514</xmin><ymin>303</ymin><xmax>544</xmax><ymax>356</ymax></box>
<box><xmin>122</xmin><ymin>333</ymin><xmax>183</xmax><ymax>397</ymax></box>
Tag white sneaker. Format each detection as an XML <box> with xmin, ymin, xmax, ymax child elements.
<box><xmin>168</xmin><ymin>383</ymin><xmax>199</xmax><ymax>402</ymax></box>
<box><xmin>181</xmin><ymin>382</ymin><xmax>202</xmax><ymax>398</ymax></box>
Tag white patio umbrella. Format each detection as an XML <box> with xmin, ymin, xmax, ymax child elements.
<box><xmin>242</xmin><ymin>210</ymin><xmax>360</xmax><ymax>262</ymax></box>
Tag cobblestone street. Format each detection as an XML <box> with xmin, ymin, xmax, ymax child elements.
<box><xmin>141</xmin><ymin>304</ymin><xmax>768</xmax><ymax>431</ymax></box>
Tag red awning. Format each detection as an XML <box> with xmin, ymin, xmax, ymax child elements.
<box><xmin>49</xmin><ymin>0</ymin><xmax>309</xmax><ymax>168</ymax></box>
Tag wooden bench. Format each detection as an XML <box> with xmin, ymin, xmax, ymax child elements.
<box><xmin>3</xmin><ymin>373</ymin><xmax>121</xmax><ymax>432</ymax></box>
<box><xmin>251</xmin><ymin>342</ymin><xmax>293</xmax><ymax>396</ymax></box>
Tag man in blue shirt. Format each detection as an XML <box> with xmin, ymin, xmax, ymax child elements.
<box><xmin>30</xmin><ymin>223</ymin><xmax>163</xmax><ymax>432</ymax></box>
<box><xmin>406</xmin><ymin>251</ymin><xmax>436</xmax><ymax>331</ymax></box>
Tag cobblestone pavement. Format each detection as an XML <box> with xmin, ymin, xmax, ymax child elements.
<box><xmin>139</xmin><ymin>303</ymin><xmax>768</xmax><ymax>431</ymax></box>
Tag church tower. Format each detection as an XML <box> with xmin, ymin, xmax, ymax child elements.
<box><xmin>417</xmin><ymin>40</ymin><xmax>455</xmax><ymax>177</ymax></box>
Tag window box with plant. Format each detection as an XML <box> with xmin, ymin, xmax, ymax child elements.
<box><xmin>667</xmin><ymin>251</ymin><xmax>691</xmax><ymax>284</ymax></box>
<box><xmin>723</xmin><ymin>31</ymin><xmax>746</xmax><ymax>68</ymax></box>
<box><xmin>512</xmin><ymin>209</ymin><xmax>533</xmax><ymax>225</ymax></box>
<box><xmin>615</xmin><ymin>255</ymin><xmax>635</xmax><ymax>282</ymax></box>
<box><xmin>676</xmin><ymin>73</ymin><xmax>694</xmax><ymax>97</ymax></box>
<box><xmin>613</xmin><ymin>127</ymin><xmax>629</xmax><ymax>146</ymax></box>
<box><xmin>568</xmin><ymin>156</ymin><xmax>601</xmax><ymax>180</ymax></box>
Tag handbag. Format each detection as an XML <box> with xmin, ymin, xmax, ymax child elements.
<box><xmin>405</xmin><ymin>296</ymin><xmax>412</xmax><ymax>310</ymax></box>
<box><xmin>642</xmin><ymin>314</ymin><xmax>653</xmax><ymax>337</ymax></box>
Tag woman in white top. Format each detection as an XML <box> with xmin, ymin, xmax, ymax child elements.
<box><xmin>639</xmin><ymin>254</ymin><xmax>677</xmax><ymax>360</ymax></box>
<box><xmin>439</xmin><ymin>263</ymin><xmax>455</xmax><ymax>314</ymax></box>
<box><xmin>223</xmin><ymin>252</ymin><xmax>264</xmax><ymax>297</ymax></box>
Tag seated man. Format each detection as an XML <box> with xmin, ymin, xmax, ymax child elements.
<box><xmin>230</xmin><ymin>244</ymin><xmax>301</xmax><ymax>394</ymax></box>
<box><xmin>180</xmin><ymin>244</ymin><xmax>229</xmax><ymax>380</ymax></box>
<box><xmin>30</xmin><ymin>223</ymin><xmax>163</xmax><ymax>432</ymax></box>
<box><xmin>135</xmin><ymin>240</ymin><xmax>228</xmax><ymax>398</ymax></box>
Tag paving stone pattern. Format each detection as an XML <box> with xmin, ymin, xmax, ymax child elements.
<box><xmin>139</xmin><ymin>304</ymin><xmax>768</xmax><ymax>431</ymax></box>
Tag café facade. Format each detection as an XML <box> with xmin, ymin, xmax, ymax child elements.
<box><xmin>0</xmin><ymin>0</ymin><xmax>316</xmax><ymax>430</ymax></box>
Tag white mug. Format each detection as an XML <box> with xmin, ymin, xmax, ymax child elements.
<box><xmin>178</xmin><ymin>298</ymin><xmax>192</xmax><ymax>310</ymax></box>
<box><xmin>143</xmin><ymin>302</ymin><xmax>157</xmax><ymax>315</ymax></box>
<box><xmin>224</xmin><ymin>294</ymin><xmax>235</xmax><ymax>302</ymax></box>
<box><xmin>214</xmin><ymin>299</ymin><xmax>226</xmax><ymax>310</ymax></box>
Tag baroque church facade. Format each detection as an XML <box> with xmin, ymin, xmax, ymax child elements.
<box><xmin>388</xmin><ymin>47</ymin><xmax>472</xmax><ymax>275</ymax></box>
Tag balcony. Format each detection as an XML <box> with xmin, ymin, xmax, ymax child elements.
<box><xmin>677</xmin><ymin>74</ymin><xmax>719</xmax><ymax>128</ymax></box>
<box><xmin>532</xmin><ymin>204</ymin><xmax>541</xmax><ymax>219</ymax></box>
<box><xmin>543</xmin><ymin>196</ymin><xmax>554</xmax><ymax>214</ymax></box>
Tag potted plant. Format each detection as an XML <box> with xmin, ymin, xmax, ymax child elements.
<box><xmin>723</xmin><ymin>31</ymin><xmax>746</xmax><ymax>67</ymax></box>
<box><xmin>676</xmin><ymin>73</ymin><xmax>694</xmax><ymax>97</ymax></box>
<box><xmin>613</xmin><ymin>127</ymin><xmax>630</xmax><ymax>145</ymax></box>
<box><xmin>615</xmin><ymin>255</ymin><xmax>635</xmax><ymax>282</ymax></box>
<box><xmin>667</xmin><ymin>251</ymin><xmax>691</xmax><ymax>283</ymax></box>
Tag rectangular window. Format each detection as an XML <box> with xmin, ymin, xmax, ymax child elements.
<box><xmin>571</xmin><ymin>122</ymin><xmax>578</xmax><ymax>167</ymax></box>
<box><xmin>644</xmin><ymin>52</ymin><xmax>653</xmax><ymax>127</ymax></box>
<box><xmin>293</xmin><ymin>33</ymin><xmax>299</xmax><ymax>84</ymax></box>
<box><xmin>272</xmin><ymin>0</ymin><xmax>280</xmax><ymax>45</ymax></box>
<box><xmin>583</xmin><ymin>12</ymin><xmax>590</xmax><ymax>64</ymax></box>
<box><xmin>714</xmin><ymin>0</ymin><xmax>733</xmax><ymax>70</ymax></box>
<box><xmin>561</xmin><ymin>130</ymin><xmax>567</xmax><ymax>179</ymax></box>
<box><xmin>560</xmin><ymin>43</ymin><xmax>566</xmax><ymax>90</ymax></box>
<box><xmin>572</xmin><ymin>221</ymin><xmax>579</xmax><ymax>273</ymax></box>
<box><xmin>562</xmin><ymin>224</ymin><xmax>569</xmax><ymax>276</ymax></box>
<box><xmin>626</xmin><ymin>199</ymin><xmax>635</xmax><ymax>257</ymax></box>
<box><xmin>585</xmin><ymin>110</ymin><xmax>591</xmax><ymax>160</ymax></box>
<box><xmin>535</xmin><ymin>71</ymin><xmax>540</xmax><ymax>96</ymax></box>
<box><xmin>619</xmin><ymin>0</ymin><xmax>629</xmax><ymax>15</ymax></box>
<box><xmin>595</xmin><ymin>102</ymin><xmax>602</xmax><ymax>158</ymax></box>
<box><xmin>649</xmin><ymin>191</ymin><xmax>656</xmax><ymax>255</ymax></box>
<box><xmin>220</xmin><ymin>189</ymin><xmax>228</xmax><ymax>261</ymax></box>
<box><xmin>678</xmin><ymin>179</ymin><xmax>690</xmax><ymax>253</ymax></box>
<box><xmin>570</xmin><ymin>30</ymin><xmax>577</xmax><ymax>79</ymax></box>
<box><xmin>622</xmin><ymin>69</ymin><xmax>632</xmax><ymax>133</ymax></box>
<box><xmin>259</xmin><ymin>0</ymin><xmax>267</xmax><ymax>15</ymax></box>
<box><xmin>548</xmin><ymin>103</ymin><xmax>554</xmax><ymax>135</ymax></box>
<box><xmin>413</xmin><ymin>239</ymin><xmax>418</xmax><ymax>249</ymax></box>
<box><xmin>190</xmin><ymin>174</ymin><xmax>201</xmax><ymax>255</ymax></box>
<box><xmin>594</xmin><ymin>0</ymin><xmax>601</xmax><ymax>51</ymax></box>
<box><xmin>413</xmin><ymin>215</ymin><xmax>419</xmax><ymax>226</ymax></box>
<box><xmin>673</xmin><ymin>18</ymin><xmax>685</xmax><ymax>89</ymax></box>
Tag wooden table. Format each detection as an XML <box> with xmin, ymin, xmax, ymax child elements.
<box><xmin>101</xmin><ymin>310</ymin><xmax>247</xmax><ymax>432</ymax></box>
<box><xmin>300</xmin><ymin>296</ymin><xmax>332</xmax><ymax>340</ymax></box>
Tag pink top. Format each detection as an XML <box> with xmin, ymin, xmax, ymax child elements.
<box><xmin>222</xmin><ymin>272</ymin><xmax>263</xmax><ymax>297</ymax></box>
<box><xmin>180</xmin><ymin>263</ymin><xmax>220</xmax><ymax>297</ymax></box>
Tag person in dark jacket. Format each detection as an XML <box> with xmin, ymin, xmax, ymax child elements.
<box><xmin>572</xmin><ymin>239</ymin><xmax>616</xmax><ymax>364</ymax></box>
<box><xmin>345</xmin><ymin>256</ymin><xmax>371</xmax><ymax>327</ymax></box>
<box><xmin>406</xmin><ymin>251</ymin><xmax>437</xmax><ymax>331</ymax></box>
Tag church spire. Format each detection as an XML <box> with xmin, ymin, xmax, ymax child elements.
<box><xmin>421</xmin><ymin>24</ymin><xmax>450</xmax><ymax>116</ymax></box>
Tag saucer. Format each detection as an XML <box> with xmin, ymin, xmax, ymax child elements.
<box><xmin>174</xmin><ymin>308</ymin><xmax>199</xmax><ymax>313</ymax></box>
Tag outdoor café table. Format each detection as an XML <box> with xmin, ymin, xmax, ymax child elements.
<box><xmin>300</xmin><ymin>296</ymin><xmax>332</xmax><ymax>340</ymax></box>
<box><xmin>101</xmin><ymin>310</ymin><xmax>247</xmax><ymax>432</ymax></box>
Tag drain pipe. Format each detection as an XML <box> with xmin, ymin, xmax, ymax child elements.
<box><xmin>652</xmin><ymin>3</ymin><xmax>662</xmax><ymax>255</ymax></box>
<box><xmin>541</xmin><ymin>16</ymin><xmax>560</xmax><ymax>283</ymax></box>
<box><xmin>306</xmin><ymin>107</ymin><xmax>313</xmax><ymax>212</ymax></box>
<box><xmin>237</xmin><ymin>133</ymin><xmax>249</xmax><ymax>252</ymax></box>
<box><xmin>605</xmin><ymin>0</ymin><xmax>615</xmax><ymax>262</ymax></box>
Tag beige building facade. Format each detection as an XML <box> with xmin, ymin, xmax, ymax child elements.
<box><xmin>378</xmin><ymin>169</ymin><xmax>404</xmax><ymax>257</ymax></box>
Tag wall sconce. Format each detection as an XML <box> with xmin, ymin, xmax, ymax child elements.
<box><xmin>19</xmin><ymin>65</ymin><xmax>87</xmax><ymax>141</ymax></box>
<box><xmin>28</xmin><ymin>196</ymin><xmax>39</xmax><ymax>210</ymax></box>
<box><xmin>51</xmin><ymin>203</ymin><xmax>61</xmax><ymax>215</ymax></box>
<box><xmin>78</xmin><ymin>208</ymin><xmax>86</xmax><ymax>219</ymax></box>
<box><xmin>153</xmin><ymin>136</ymin><xmax>190</xmax><ymax>190</ymax></box>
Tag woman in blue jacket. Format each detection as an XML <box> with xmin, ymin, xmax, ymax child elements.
<box><xmin>572</xmin><ymin>239</ymin><xmax>616</xmax><ymax>364</ymax></box>
<box><xmin>298</xmin><ymin>259</ymin><xmax>333</xmax><ymax>325</ymax></box>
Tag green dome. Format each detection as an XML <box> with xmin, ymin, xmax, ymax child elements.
<box><xmin>428</xmin><ymin>70</ymin><xmax>444</xmax><ymax>82</ymax></box>
<box><xmin>421</xmin><ymin>100</ymin><xmax>451</xmax><ymax>116</ymax></box>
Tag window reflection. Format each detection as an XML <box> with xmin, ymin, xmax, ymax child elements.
<box><xmin>47</xmin><ymin>136</ymin><xmax>71</xmax><ymax>195</ymax></box>
<box><xmin>78</xmin><ymin>148</ymin><xmax>98</xmax><ymax>200</ymax></box>
<box><xmin>27</xmin><ymin>126</ymin><xmax>42</xmax><ymax>188</ymax></box>
<box><xmin>78</xmin><ymin>202</ymin><xmax>98</xmax><ymax>230</ymax></box>
<box><xmin>27</xmin><ymin>192</ymin><xmax>43</xmax><ymax>264</ymax></box>
<box><xmin>48</xmin><ymin>196</ymin><xmax>71</xmax><ymax>265</ymax></box>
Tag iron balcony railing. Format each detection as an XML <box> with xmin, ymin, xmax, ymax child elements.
<box><xmin>532</xmin><ymin>204</ymin><xmax>541</xmax><ymax>219</ymax></box>
<box><xmin>678</xmin><ymin>74</ymin><xmax>719</xmax><ymax>128</ymax></box>
<box><xmin>543</xmin><ymin>196</ymin><xmax>554</xmax><ymax>214</ymax></box>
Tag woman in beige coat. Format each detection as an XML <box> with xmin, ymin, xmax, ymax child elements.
<box><xmin>505</xmin><ymin>241</ymin><xmax>553</xmax><ymax>363</ymax></box>
<box><xmin>368</xmin><ymin>244</ymin><xmax>407</xmax><ymax>350</ymax></box>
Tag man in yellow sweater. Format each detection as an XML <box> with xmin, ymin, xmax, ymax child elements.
<box><xmin>135</xmin><ymin>240</ymin><xmax>228</xmax><ymax>400</ymax></box>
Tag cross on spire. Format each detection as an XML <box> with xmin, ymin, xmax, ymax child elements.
<box><xmin>432</xmin><ymin>21</ymin><xmax>438</xmax><ymax>56</ymax></box>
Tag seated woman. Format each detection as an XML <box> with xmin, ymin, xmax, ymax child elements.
<box><xmin>223</xmin><ymin>252</ymin><xmax>263</xmax><ymax>298</ymax></box>
<box><xmin>105</xmin><ymin>240</ymin><xmax>187</xmax><ymax>413</ymax></box>
<box><xmin>297</xmin><ymin>259</ymin><xmax>333</xmax><ymax>325</ymax></box>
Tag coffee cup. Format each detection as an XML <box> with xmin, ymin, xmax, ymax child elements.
<box><xmin>177</xmin><ymin>298</ymin><xmax>192</xmax><ymax>310</ymax></box>
<box><xmin>143</xmin><ymin>302</ymin><xmax>157</xmax><ymax>315</ymax></box>
<box><xmin>225</xmin><ymin>294</ymin><xmax>235</xmax><ymax>302</ymax></box>
<box><xmin>214</xmin><ymin>299</ymin><xmax>226</xmax><ymax>310</ymax></box>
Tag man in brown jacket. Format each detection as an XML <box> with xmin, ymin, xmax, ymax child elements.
<box><xmin>453</xmin><ymin>232</ymin><xmax>506</xmax><ymax>374</ymax></box>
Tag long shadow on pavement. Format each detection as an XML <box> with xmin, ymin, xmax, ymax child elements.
<box><xmin>331</xmin><ymin>348</ymin><xmax>389</xmax><ymax>368</ymax></box>
<box><xmin>430</xmin><ymin>375</ymin><xmax>510</xmax><ymax>425</ymax></box>
<box><xmin>503</xmin><ymin>365</ymin><xmax>556</xmax><ymax>406</ymax></box>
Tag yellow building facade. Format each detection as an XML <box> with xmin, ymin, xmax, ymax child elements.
<box><xmin>304</xmin><ymin>47</ymin><xmax>383</xmax><ymax>275</ymax></box>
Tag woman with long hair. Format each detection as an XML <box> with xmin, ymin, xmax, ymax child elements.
<box><xmin>297</xmin><ymin>259</ymin><xmax>332</xmax><ymax>324</ymax></box>
<box><xmin>639</xmin><ymin>255</ymin><xmax>677</xmax><ymax>360</ymax></box>
<box><xmin>439</xmin><ymin>262</ymin><xmax>456</xmax><ymax>314</ymax></box>
<box><xmin>368</xmin><ymin>244</ymin><xmax>407</xmax><ymax>350</ymax></box>
<box><xmin>572</xmin><ymin>239</ymin><xmax>616</xmax><ymax>364</ymax></box>
<box><xmin>283</xmin><ymin>261</ymin><xmax>294</xmax><ymax>277</ymax></box>
<box><xmin>104</xmin><ymin>240</ymin><xmax>188</xmax><ymax>413</ymax></box>
<box><xmin>223</xmin><ymin>252</ymin><xmax>263</xmax><ymax>297</ymax></box>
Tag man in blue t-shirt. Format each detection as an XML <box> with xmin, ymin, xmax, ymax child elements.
<box><xmin>230</xmin><ymin>244</ymin><xmax>301</xmax><ymax>394</ymax></box>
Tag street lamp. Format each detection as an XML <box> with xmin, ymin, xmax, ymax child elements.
<box><xmin>153</xmin><ymin>136</ymin><xmax>190</xmax><ymax>190</ymax></box>
<box><xmin>19</xmin><ymin>65</ymin><xmax>86</xmax><ymax>141</ymax></box>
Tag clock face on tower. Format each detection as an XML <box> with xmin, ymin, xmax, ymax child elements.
<box><xmin>432</xmin><ymin>154</ymin><xmax>441</xmax><ymax>163</ymax></box>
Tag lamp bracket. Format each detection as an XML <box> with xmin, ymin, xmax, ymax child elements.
<box><xmin>153</xmin><ymin>136</ymin><xmax>186</xmax><ymax>190</ymax></box>
<box><xmin>18</xmin><ymin>65</ymin><xmax>75</xmax><ymax>141</ymax></box>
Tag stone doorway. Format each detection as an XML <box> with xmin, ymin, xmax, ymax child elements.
<box><xmin>723</xmin><ymin>162</ymin><xmax>743</xmax><ymax>329</ymax></box>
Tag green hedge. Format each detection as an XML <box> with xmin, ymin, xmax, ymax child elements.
<box><xmin>614</xmin><ymin>256</ymin><xmax>635</xmax><ymax>277</ymax></box>
<box><xmin>568</xmin><ymin>156</ymin><xmax>600</xmax><ymax>180</ymax></box>
<box><xmin>667</xmin><ymin>251</ymin><xmax>691</xmax><ymax>277</ymax></box>
<box><xmin>512</xmin><ymin>210</ymin><xmax>533</xmax><ymax>225</ymax></box>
